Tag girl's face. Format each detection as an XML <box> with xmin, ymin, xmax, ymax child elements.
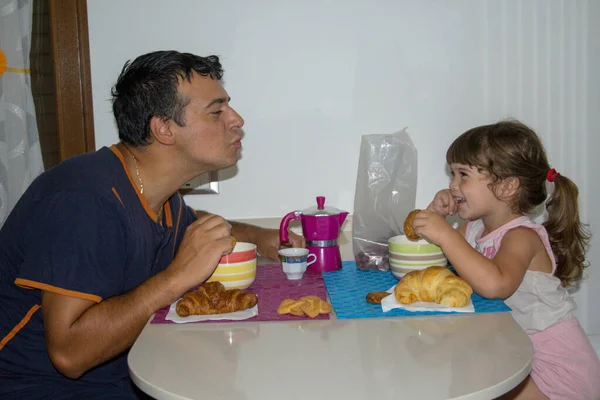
<box><xmin>448</xmin><ymin>163</ymin><xmax>505</xmax><ymax>221</ymax></box>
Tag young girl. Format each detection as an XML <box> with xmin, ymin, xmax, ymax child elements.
<box><xmin>411</xmin><ymin>120</ymin><xmax>600</xmax><ymax>399</ymax></box>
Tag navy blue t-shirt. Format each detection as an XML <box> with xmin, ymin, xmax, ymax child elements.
<box><xmin>0</xmin><ymin>146</ymin><xmax>197</xmax><ymax>399</ymax></box>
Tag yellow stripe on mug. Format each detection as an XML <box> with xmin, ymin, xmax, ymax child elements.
<box><xmin>212</xmin><ymin>260</ymin><xmax>257</xmax><ymax>274</ymax></box>
<box><xmin>207</xmin><ymin>270</ymin><xmax>256</xmax><ymax>282</ymax></box>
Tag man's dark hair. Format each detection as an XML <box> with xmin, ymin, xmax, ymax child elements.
<box><xmin>111</xmin><ymin>50</ymin><xmax>223</xmax><ymax>146</ymax></box>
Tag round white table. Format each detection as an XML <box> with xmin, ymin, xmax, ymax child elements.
<box><xmin>128</xmin><ymin>311</ymin><xmax>532</xmax><ymax>400</ymax></box>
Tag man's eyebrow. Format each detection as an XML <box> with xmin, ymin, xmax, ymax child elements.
<box><xmin>204</xmin><ymin>97</ymin><xmax>231</xmax><ymax>109</ymax></box>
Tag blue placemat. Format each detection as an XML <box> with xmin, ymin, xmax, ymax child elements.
<box><xmin>322</xmin><ymin>261</ymin><xmax>511</xmax><ymax>319</ymax></box>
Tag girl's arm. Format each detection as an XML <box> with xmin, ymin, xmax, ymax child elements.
<box><xmin>455</xmin><ymin>222</ymin><xmax>467</xmax><ymax>237</ymax></box>
<box><xmin>439</xmin><ymin>227</ymin><xmax>539</xmax><ymax>299</ymax></box>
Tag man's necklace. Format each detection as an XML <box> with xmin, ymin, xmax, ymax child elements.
<box><xmin>129</xmin><ymin>150</ymin><xmax>144</xmax><ymax>194</ymax></box>
<box><xmin>124</xmin><ymin>145</ymin><xmax>163</xmax><ymax>220</ymax></box>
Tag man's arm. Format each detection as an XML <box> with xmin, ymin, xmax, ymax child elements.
<box><xmin>195</xmin><ymin>209</ymin><xmax>264</xmax><ymax>243</ymax></box>
<box><xmin>194</xmin><ymin>210</ymin><xmax>306</xmax><ymax>261</ymax></box>
<box><xmin>42</xmin><ymin>268</ymin><xmax>180</xmax><ymax>379</ymax></box>
<box><xmin>43</xmin><ymin>213</ymin><xmax>233</xmax><ymax>379</ymax></box>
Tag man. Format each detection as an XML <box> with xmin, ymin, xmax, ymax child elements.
<box><xmin>0</xmin><ymin>50</ymin><xmax>303</xmax><ymax>398</ymax></box>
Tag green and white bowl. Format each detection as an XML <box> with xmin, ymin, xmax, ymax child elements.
<box><xmin>388</xmin><ymin>235</ymin><xmax>447</xmax><ymax>279</ymax></box>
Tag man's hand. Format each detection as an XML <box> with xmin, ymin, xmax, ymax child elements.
<box><xmin>194</xmin><ymin>210</ymin><xmax>307</xmax><ymax>262</ymax></box>
<box><xmin>257</xmin><ymin>228</ymin><xmax>305</xmax><ymax>261</ymax></box>
<box><xmin>168</xmin><ymin>213</ymin><xmax>233</xmax><ymax>294</ymax></box>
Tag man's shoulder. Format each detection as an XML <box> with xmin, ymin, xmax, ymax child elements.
<box><xmin>31</xmin><ymin>146</ymin><xmax>126</xmax><ymax>197</ymax></box>
<box><xmin>49</xmin><ymin>146</ymin><xmax>119</xmax><ymax>179</ymax></box>
<box><xmin>5</xmin><ymin>147</ymin><xmax>128</xmax><ymax>223</ymax></box>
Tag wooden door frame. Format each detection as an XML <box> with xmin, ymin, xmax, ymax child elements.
<box><xmin>48</xmin><ymin>0</ymin><xmax>95</xmax><ymax>159</ymax></box>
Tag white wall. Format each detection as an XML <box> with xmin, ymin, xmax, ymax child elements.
<box><xmin>87</xmin><ymin>0</ymin><xmax>600</xmax><ymax>334</ymax></box>
<box><xmin>585</xmin><ymin>0</ymin><xmax>600</xmax><ymax>336</ymax></box>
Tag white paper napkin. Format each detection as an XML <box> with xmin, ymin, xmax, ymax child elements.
<box><xmin>164</xmin><ymin>300</ymin><xmax>258</xmax><ymax>323</ymax></box>
<box><xmin>380</xmin><ymin>285</ymin><xmax>474</xmax><ymax>313</ymax></box>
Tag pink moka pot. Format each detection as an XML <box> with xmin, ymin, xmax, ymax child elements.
<box><xmin>279</xmin><ymin>196</ymin><xmax>349</xmax><ymax>272</ymax></box>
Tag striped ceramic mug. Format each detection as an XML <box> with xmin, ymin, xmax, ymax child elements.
<box><xmin>207</xmin><ymin>242</ymin><xmax>257</xmax><ymax>289</ymax></box>
<box><xmin>388</xmin><ymin>235</ymin><xmax>447</xmax><ymax>279</ymax></box>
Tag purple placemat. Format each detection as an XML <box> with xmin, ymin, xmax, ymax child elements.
<box><xmin>151</xmin><ymin>263</ymin><xmax>329</xmax><ymax>323</ymax></box>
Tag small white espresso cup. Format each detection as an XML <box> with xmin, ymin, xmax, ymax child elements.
<box><xmin>278</xmin><ymin>248</ymin><xmax>317</xmax><ymax>280</ymax></box>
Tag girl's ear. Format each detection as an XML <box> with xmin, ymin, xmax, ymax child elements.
<box><xmin>499</xmin><ymin>176</ymin><xmax>521</xmax><ymax>199</ymax></box>
<box><xmin>149</xmin><ymin>116</ymin><xmax>176</xmax><ymax>145</ymax></box>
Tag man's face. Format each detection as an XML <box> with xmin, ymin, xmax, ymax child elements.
<box><xmin>171</xmin><ymin>73</ymin><xmax>244</xmax><ymax>172</ymax></box>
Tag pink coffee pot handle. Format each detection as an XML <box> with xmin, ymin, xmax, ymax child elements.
<box><xmin>279</xmin><ymin>211</ymin><xmax>301</xmax><ymax>243</ymax></box>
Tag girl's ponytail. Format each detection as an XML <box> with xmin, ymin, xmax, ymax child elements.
<box><xmin>543</xmin><ymin>174</ymin><xmax>591</xmax><ymax>287</ymax></box>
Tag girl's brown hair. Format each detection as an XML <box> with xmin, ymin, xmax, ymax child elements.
<box><xmin>446</xmin><ymin>120</ymin><xmax>590</xmax><ymax>287</ymax></box>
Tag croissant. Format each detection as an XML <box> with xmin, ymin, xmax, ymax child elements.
<box><xmin>394</xmin><ymin>266</ymin><xmax>473</xmax><ymax>308</ymax></box>
<box><xmin>176</xmin><ymin>291</ymin><xmax>215</xmax><ymax>317</ymax></box>
<box><xmin>198</xmin><ymin>281</ymin><xmax>226</xmax><ymax>307</ymax></box>
<box><xmin>214</xmin><ymin>289</ymin><xmax>258</xmax><ymax>314</ymax></box>
<box><xmin>175</xmin><ymin>282</ymin><xmax>257</xmax><ymax>317</ymax></box>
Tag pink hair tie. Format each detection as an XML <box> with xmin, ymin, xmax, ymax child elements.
<box><xmin>547</xmin><ymin>168</ymin><xmax>560</xmax><ymax>182</ymax></box>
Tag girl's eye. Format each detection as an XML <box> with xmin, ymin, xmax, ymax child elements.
<box><xmin>211</xmin><ymin>110</ymin><xmax>222</xmax><ymax>116</ymax></box>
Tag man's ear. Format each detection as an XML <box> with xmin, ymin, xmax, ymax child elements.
<box><xmin>149</xmin><ymin>116</ymin><xmax>175</xmax><ymax>145</ymax></box>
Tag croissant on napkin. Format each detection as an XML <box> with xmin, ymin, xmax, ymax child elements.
<box><xmin>176</xmin><ymin>281</ymin><xmax>258</xmax><ymax>317</ymax></box>
<box><xmin>394</xmin><ymin>266</ymin><xmax>473</xmax><ymax>308</ymax></box>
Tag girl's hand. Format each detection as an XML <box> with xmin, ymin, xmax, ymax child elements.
<box><xmin>412</xmin><ymin>210</ymin><xmax>455</xmax><ymax>246</ymax></box>
<box><xmin>427</xmin><ymin>189</ymin><xmax>458</xmax><ymax>216</ymax></box>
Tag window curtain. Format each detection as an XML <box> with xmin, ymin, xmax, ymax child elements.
<box><xmin>0</xmin><ymin>0</ymin><xmax>43</xmax><ymax>227</ymax></box>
